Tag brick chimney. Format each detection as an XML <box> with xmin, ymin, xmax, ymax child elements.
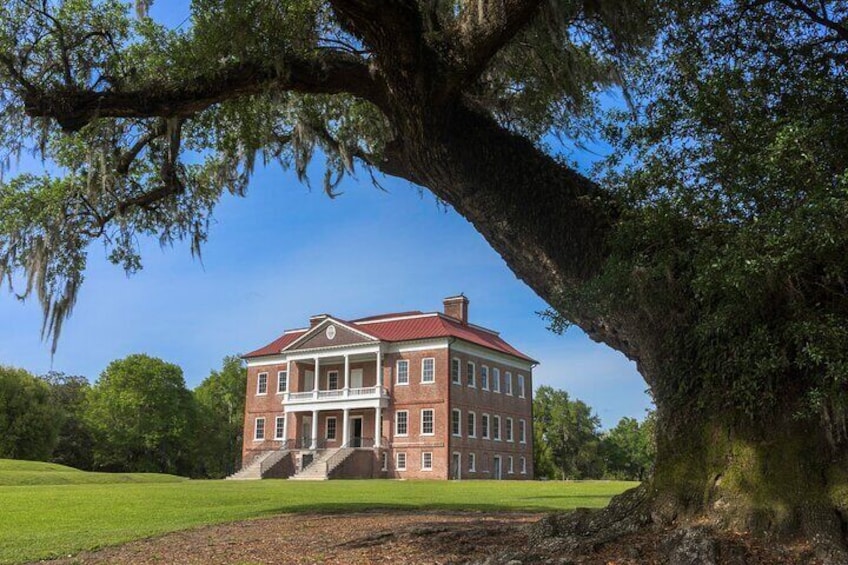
<box><xmin>443</xmin><ymin>295</ymin><xmax>469</xmax><ymax>324</ymax></box>
<box><xmin>309</xmin><ymin>314</ymin><xmax>329</xmax><ymax>328</ymax></box>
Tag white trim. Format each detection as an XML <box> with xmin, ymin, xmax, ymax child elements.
<box><xmin>480</xmin><ymin>365</ymin><xmax>489</xmax><ymax>391</ymax></box>
<box><xmin>325</xmin><ymin>416</ymin><xmax>338</xmax><ymax>440</ymax></box>
<box><xmin>283</xmin><ymin>317</ymin><xmax>378</xmax><ymax>351</ymax></box>
<box><xmin>395</xmin><ymin>410</ymin><xmax>409</xmax><ymax>437</ymax></box>
<box><xmin>348</xmin><ymin>415</ymin><xmax>363</xmax><ymax>445</ymax></box>
<box><xmin>254</xmin><ymin>417</ymin><xmax>266</xmax><ymax>441</ymax></box>
<box><xmin>396</xmin><ymin>451</ymin><xmax>407</xmax><ymax>471</ymax></box>
<box><xmin>451</xmin><ymin>341</ymin><xmax>534</xmax><ymax>371</ymax></box>
<box><xmin>384</xmin><ymin>339</ymin><xmax>450</xmax><ymax>354</ymax></box>
<box><xmin>508</xmin><ymin>455</ymin><xmax>514</xmax><ymax>474</ymax></box>
<box><xmin>256</xmin><ymin>372</ymin><xmax>268</xmax><ymax>395</ymax></box>
<box><xmin>518</xmin><ymin>374</ymin><xmax>526</xmax><ymax>398</ymax></box>
<box><xmin>466</xmin><ymin>361</ymin><xmax>476</xmax><ymax>388</ymax></box>
<box><xmin>506</xmin><ymin>417</ymin><xmax>513</xmax><ymax>442</ymax></box>
<box><xmin>493</xmin><ymin>415</ymin><xmax>501</xmax><ymax>441</ymax></box>
<box><xmin>468</xmin><ymin>452</ymin><xmax>476</xmax><ymax>473</ymax></box>
<box><xmin>274</xmin><ymin>415</ymin><xmax>286</xmax><ymax>440</ymax></box>
<box><xmin>521</xmin><ymin>456</ymin><xmax>527</xmax><ymax>475</ymax></box>
<box><xmin>467</xmin><ymin>411</ymin><xmax>476</xmax><ymax>438</ymax></box>
<box><xmin>327</xmin><ymin>370</ymin><xmax>340</xmax><ymax>390</ymax></box>
<box><xmin>246</xmin><ymin>355</ymin><xmax>287</xmax><ymax>368</ymax></box>
<box><xmin>285</xmin><ymin>344</ymin><xmax>381</xmax><ymax>360</ymax></box>
<box><xmin>421</xmin><ymin>451</ymin><xmax>433</xmax><ymax>471</ymax></box>
<box><xmin>481</xmin><ymin>413</ymin><xmax>490</xmax><ymax>440</ymax></box>
<box><xmin>519</xmin><ymin>419</ymin><xmax>527</xmax><ymax>444</ymax></box>
<box><xmin>451</xmin><ymin>408</ymin><xmax>462</xmax><ymax>437</ymax></box>
<box><xmin>396</xmin><ymin>359</ymin><xmax>410</xmax><ymax>385</ymax></box>
<box><xmin>420</xmin><ymin>408</ymin><xmax>435</xmax><ymax>436</ymax></box>
<box><xmin>492</xmin><ymin>367</ymin><xmax>501</xmax><ymax>393</ymax></box>
<box><xmin>504</xmin><ymin>371</ymin><xmax>513</xmax><ymax>395</ymax></box>
<box><xmin>421</xmin><ymin>358</ymin><xmax>435</xmax><ymax>384</ymax></box>
<box><xmin>277</xmin><ymin>370</ymin><xmax>288</xmax><ymax>394</ymax></box>
<box><xmin>451</xmin><ymin>451</ymin><xmax>462</xmax><ymax>480</ymax></box>
<box><xmin>381</xmin><ymin>451</ymin><xmax>388</xmax><ymax>471</ymax></box>
<box><xmin>451</xmin><ymin>357</ymin><xmax>462</xmax><ymax>385</ymax></box>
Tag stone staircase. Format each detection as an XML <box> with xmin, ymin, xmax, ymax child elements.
<box><xmin>290</xmin><ymin>447</ymin><xmax>355</xmax><ymax>480</ymax></box>
<box><xmin>227</xmin><ymin>449</ymin><xmax>290</xmax><ymax>480</ymax></box>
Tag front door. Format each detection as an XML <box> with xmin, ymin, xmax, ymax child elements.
<box><xmin>301</xmin><ymin>416</ymin><xmax>312</xmax><ymax>448</ymax></box>
<box><xmin>350</xmin><ymin>368</ymin><xmax>364</xmax><ymax>389</ymax></box>
<box><xmin>493</xmin><ymin>456</ymin><xmax>502</xmax><ymax>480</ymax></box>
<box><xmin>451</xmin><ymin>453</ymin><xmax>461</xmax><ymax>480</ymax></box>
<box><xmin>350</xmin><ymin>416</ymin><xmax>363</xmax><ymax>447</ymax></box>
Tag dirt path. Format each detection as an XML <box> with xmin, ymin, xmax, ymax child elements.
<box><xmin>41</xmin><ymin>511</ymin><xmax>537</xmax><ymax>565</ymax></box>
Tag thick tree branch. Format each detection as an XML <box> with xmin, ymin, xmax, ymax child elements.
<box><xmin>773</xmin><ymin>0</ymin><xmax>848</xmax><ymax>42</ymax></box>
<box><xmin>23</xmin><ymin>53</ymin><xmax>385</xmax><ymax>131</ymax></box>
<box><xmin>449</xmin><ymin>0</ymin><xmax>544</xmax><ymax>87</ymax></box>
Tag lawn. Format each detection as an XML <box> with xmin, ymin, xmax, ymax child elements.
<box><xmin>0</xmin><ymin>459</ymin><xmax>637</xmax><ymax>564</ymax></box>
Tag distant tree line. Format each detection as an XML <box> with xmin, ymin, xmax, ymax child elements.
<box><xmin>0</xmin><ymin>354</ymin><xmax>246</xmax><ymax>478</ymax></box>
<box><xmin>534</xmin><ymin>385</ymin><xmax>655</xmax><ymax>481</ymax></box>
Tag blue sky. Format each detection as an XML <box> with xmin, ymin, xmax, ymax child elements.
<box><xmin>0</xmin><ymin>3</ymin><xmax>653</xmax><ymax>429</ymax></box>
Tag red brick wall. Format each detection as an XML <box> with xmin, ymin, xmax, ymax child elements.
<box><xmin>243</xmin><ymin>363</ymin><xmax>288</xmax><ymax>464</ymax></box>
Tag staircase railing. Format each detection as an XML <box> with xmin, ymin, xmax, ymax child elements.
<box><xmin>259</xmin><ymin>444</ymin><xmax>293</xmax><ymax>477</ymax></box>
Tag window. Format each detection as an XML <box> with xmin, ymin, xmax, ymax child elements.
<box><xmin>508</xmin><ymin>456</ymin><xmax>514</xmax><ymax>474</ymax></box>
<box><xmin>421</xmin><ymin>409</ymin><xmax>435</xmax><ymax>435</ymax></box>
<box><xmin>521</xmin><ymin>457</ymin><xmax>527</xmax><ymax>474</ymax></box>
<box><xmin>396</xmin><ymin>452</ymin><xmax>407</xmax><ymax>470</ymax></box>
<box><xmin>395</xmin><ymin>410</ymin><xmax>409</xmax><ymax>436</ymax></box>
<box><xmin>481</xmin><ymin>366</ymin><xmax>489</xmax><ymax>390</ymax></box>
<box><xmin>396</xmin><ymin>360</ymin><xmax>410</xmax><ymax>385</ymax></box>
<box><xmin>275</xmin><ymin>416</ymin><xmax>285</xmax><ymax>440</ymax></box>
<box><xmin>518</xmin><ymin>374</ymin><xmax>526</xmax><ymax>398</ymax></box>
<box><xmin>381</xmin><ymin>452</ymin><xmax>388</xmax><ymax>471</ymax></box>
<box><xmin>452</xmin><ymin>409</ymin><xmax>461</xmax><ymax>437</ymax></box>
<box><xmin>493</xmin><ymin>415</ymin><xmax>501</xmax><ymax>441</ymax></box>
<box><xmin>328</xmin><ymin>371</ymin><xmax>339</xmax><ymax>390</ymax></box>
<box><xmin>257</xmin><ymin>372</ymin><xmax>268</xmax><ymax>395</ymax></box>
<box><xmin>466</xmin><ymin>361</ymin><xmax>476</xmax><ymax>387</ymax></box>
<box><xmin>254</xmin><ymin>417</ymin><xmax>265</xmax><ymax>440</ymax></box>
<box><xmin>326</xmin><ymin>417</ymin><xmax>337</xmax><ymax>440</ymax></box>
<box><xmin>468</xmin><ymin>453</ymin><xmax>476</xmax><ymax>472</ymax></box>
<box><xmin>451</xmin><ymin>358</ymin><xmax>461</xmax><ymax>384</ymax></box>
<box><xmin>520</xmin><ymin>419</ymin><xmax>527</xmax><ymax>443</ymax></box>
<box><xmin>506</xmin><ymin>417</ymin><xmax>513</xmax><ymax>442</ymax></box>
<box><xmin>492</xmin><ymin>368</ymin><xmax>501</xmax><ymax>393</ymax></box>
<box><xmin>277</xmin><ymin>371</ymin><xmax>288</xmax><ymax>393</ymax></box>
<box><xmin>421</xmin><ymin>358</ymin><xmax>435</xmax><ymax>383</ymax></box>
<box><xmin>504</xmin><ymin>371</ymin><xmax>512</xmax><ymax>395</ymax></box>
<box><xmin>422</xmin><ymin>452</ymin><xmax>433</xmax><ymax>471</ymax></box>
<box><xmin>467</xmin><ymin>411</ymin><xmax>476</xmax><ymax>438</ymax></box>
<box><xmin>481</xmin><ymin>414</ymin><xmax>490</xmax><ymax>439</ymax></box>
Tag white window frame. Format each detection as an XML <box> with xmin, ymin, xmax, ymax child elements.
<box><xmin>396</xmin><ymin>360</ymin><xmax>409</xmax><ymax>385</ymax></box>
<box><xmin>395</xmin><ymin>410</ymin><xmax>409</xmax><ymax>437</ymax></box>
<box><xmin>481</xmin><ymin>365</ymin><xmax>489</xmax><ymax>390</ymax></box>
<box><xmin>481</xmin><ymin>413</ymin><xmax>490</xmax><ymax>440</ymax></box>
<box><xmin>467</xmin><ymin>411</ymin><xmax>476</xmax><ymax>438</ymax></box>
<box><xmin>422</xmin><ymin>452</ymin><xmax>433</xmax><ymax>471</ymax></box>
<box><xmin>452</xmin><ymin>409</ymin><xmax>462</xmax><ymax>437</ymax></box>
<box><xmin>381</xmin><ymin>451</ymin><xmax>388</xmax><ymax>471</ymax></box>
<box><xmin>421</xmin><ymin>408</ymin><xmax>435</xmax><ymax>436</ymax></box>
<box><xmin>396</xmin><ymin>452</ymin><xmax>407</xmax><ymax>471</ymax></box>
<box><xmin>325</xmin><ymin>416</ymin><xmax>337</xmax><ymax>440</ymax></box>
<box><xmin>492</xmin><ymin>367</ymin><xmax>501</xmax><ymax>393</ymax></box>
<box><xmin>506</xmin><ymin>417</ymin><xmax>513</xmax><ymax>442</ymax></box>
<box><xmin>256</xmin><ymin>372</ymin><xmax>268</xmax><ymax>395</ymax></box>
<box><xmin>254</xmin><ymin>417</ymin><xmax>265</xmax><ymax>441</ymax></box>
<box><xmin>518</xmin><ymin>374</ymin><xmax>526</xmax><ymax>398</ymax></box>
<box><xmin>274</xmin><ymin>416</ymin><xmax>285</xmax><ymax>440</ymax></box>
<box><xmin>468</xmin><ymin>452</ymin><xmax>476</xmax><ymax>472</ymax></box>
<box><xmin>493</xmin><ymin>415</ymin><xmax>501</xmax><ymax>441</ymax></box>
<box><xmin>277</xmin><ymin>370</ymin><xmax>288</xmax><ymax>394</ymax></box>
<box><xmin>504</xmin><ymin>371</ymin><xmax>512</xmax><ymax>395</ymax></box>
<box><xmin>327</xmin><ymin>370</ymin><xmax>339</xmax><ymax>390</ymax></box>
<box><xmin>421</xmin><ymin>358</ymin><xmax>435</xmax><ymax>384</ymax></box>
<box><xmin>520</xmin><ymin>419</ymin><xmax>527</xmax><ymax>444</ymax></box>
<box><xmin>521</xmin><ymin>456</ymin><xmax>527</xmax><ymax>474</ymax></box>
<box><xmin>508</xmin><ymin>455</ymin><xmax>514</xmax><ymax>474</ymax></box>
<box><xmin>466</xmin><ymin>361</ymin><xmax>476</xmax><ymax>388</ymax></box>
<box><xmin>451</xmin><ymin>357</ymin><xmax>462</xmax><ymax>384</ymax></box>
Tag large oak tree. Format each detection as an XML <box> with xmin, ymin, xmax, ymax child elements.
<box><xmin>1</xmin><ymin>0</ymin><xmax>847</xmax><ymax>560</ymax></box>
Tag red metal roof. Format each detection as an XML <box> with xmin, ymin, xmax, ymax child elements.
<box><xmin>243</xmin><ymin>313</ymin><xmax>535</xmax><ymax>363</ymax></box>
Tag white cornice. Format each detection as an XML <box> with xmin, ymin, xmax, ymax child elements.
<box><xmin>283</xmin><ymin>316</ymin><xmax>378</xmax><ymax>351</ymax></box>
<box><xmin>450</xmin><ymin>341</ymin><xmax>534</xmax><ymax>371</ymax></box>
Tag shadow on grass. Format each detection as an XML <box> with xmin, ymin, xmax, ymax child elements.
<box><xmin>252</xmin><ymin>501</ymin><xmax>604</xmax><ymax>517</ymax></box>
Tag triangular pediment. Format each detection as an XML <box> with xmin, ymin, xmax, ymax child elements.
<box><xmin>283</xmin><ymin>318</ymin><xmax>377</xmax><ymax>351</ymax></box>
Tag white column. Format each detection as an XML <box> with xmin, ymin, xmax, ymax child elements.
<box><xmin>310</xmin><ymin>409</ymin><xmax>319</xmax><ymax>450</ymax></box>
<box><xmin>344</xmin><ymin>354</ymin><xmax>350</xmax><ymax>395</ymax></box>
<box><xmin>374</xmin><ymin>406</ymin><xmax>382</xmax><ymax>449</ymax></box>
<box><xmin>375</xmin><ymin>348</ymin><xmax>382</xmax><ymax>390</ymax></box>
<box><xmin>342</xmin><ymin>408</ymin><xmax>350</xmax><ymax>447</ymax></box>
<box><xmin>313</xmin><ymin>357</ymin><xmax>320</xmax><ymax>397</ymax></box>
<box><xmin>282</xmin><ymin>412</ymin><xmax>288</xmax><ymax>447</ymax></box>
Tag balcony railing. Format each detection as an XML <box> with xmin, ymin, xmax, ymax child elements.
<box><xmin>282</xmin><ymin>386</ymin><xmax>387</xmax><ymax>404</ymax></box>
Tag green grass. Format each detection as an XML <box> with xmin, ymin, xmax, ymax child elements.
<box><xmin>0</xmin><ymin>459</ymin><xmax>637</xmax><ymax>564</ymax></box>
<box><xmin>0</xmin><ymin>459</ymin><xmax>186</xmax><ymax>486</ymax></box>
